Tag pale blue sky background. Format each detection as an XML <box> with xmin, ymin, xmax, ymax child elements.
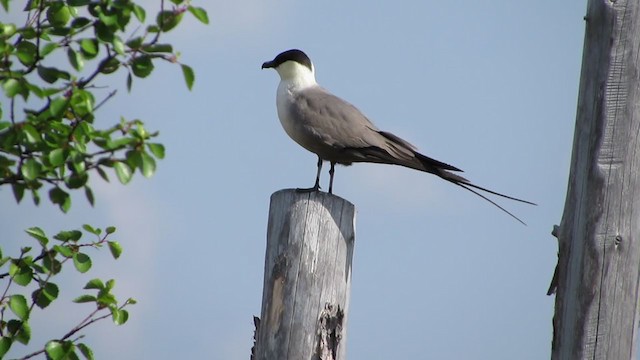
<box><xmin>2</xmin><ymin>1</ymin><xmax>587</xmax><ymax>359</ymax></box>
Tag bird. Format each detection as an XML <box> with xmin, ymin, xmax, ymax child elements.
<box><xmin>262</xmin><ymin>49</ymin><xmax>535</xmax><ymax>224</ymax></box>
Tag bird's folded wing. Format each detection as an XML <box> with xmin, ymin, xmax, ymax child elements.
<box><xmin>293</xmin><ymin>87</ymin><xmax>417</xmax><ymax>162</ymax></box>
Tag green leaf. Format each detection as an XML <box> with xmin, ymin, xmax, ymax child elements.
<box><xmin>108</xmin><ymin>241</ymin><xmax>122</xmax><ymax>259</ymax></box>
<box><xmin>36</xmin><ymin>67</ymin><xmax>57</xmax><ymax>83</ymax></box>
<box><xmin>107</xmin><ymin>137</ymin><xmax>135</xmax><ymax>150</ymax></box>
<box><xmin>99</xmin><ymin>56</ymin><xmax>120</xmax><ymax>74</ymax></box>
<box><xmin>78</xmin><ymin>343</ymin><xmax>94</xmax><ymax>360</ymax></box>
<box><xmin>147</xmin><ymin>143</ymin><xmax>165</xmax><ymax>159</ymax></box>
<box><xmin>31</xmin><ymin>189</ymin><xmax>41</xmax><ymax>206</ymax></box>
<box><xmin>126</xmin><ymin>150</ymin><xmax>142</xmax><ymax>170</ymax></box>
<box><xmin>3</xmin><ymin>78</ymin><xmax>22</xmax><ymax>97</ymax></box>
<box><xmin>31</xmin><ymin>262</ymin><xmax>46</xmax><ymax>274</ymax></box>
<box><xmin>105</xmin><ymin>279</ymin><xmax>115</xmax><ymax>290</ymax></box>
<box><xmin>41</xmin><ymin>42</ymin><xmax>59</xmax><ymax>56</ymax></box>
<box><xmin>106</xmin><ymin>226</ymin><xmax>116</xmax><ymax>234</ymax></box>
<box><xmin>68</xmin><ymin>48</ymin><xmax>84</xmax><ymax>71</ymax></box>
<box><xmin>49</xmin><ymin>148</ymin><xmax>66</xmax><ymax>167</ymax></box>
<box><xmin>85</xmin><ymin>186</ymin><xmax>95</xmax><ymax>206</ymax></box>
<box><xmin>126</xmin><ymin>72</ymin><xmax>132</xmax><ymax>92</ymax></box>
<box><xmin>48</xmin><ymin>27</ymin><xmax>71</xmax><ymax>38</ymax></box>
<box><xmin>113</xmin><ymin>161</ymin><xmax>132</xmax><ymax>184</ymax></box>
<box><xmin>132</xmin><ymin>4</ymin><xmax>146</xmax><ymax>22</ymax></box>
<box><xmin>140</xmin><ymin>151</ymin><xmax>156</xmax><ymax>177</ymax></box>
<box><xmin>131</xmin><ymin>55</ymin><xmax>154</xmax><ymax>78</ymax></box>
<box><xmin>9</xmin><ymin>295</ymin><xmax>29</xmax><ymax>320</ymax></box>
<box><xmin>82</xmin><ymin>224</ymin><xmax>99</xmax><ymax>235</ymax></box>
<box><xmin>65</xmin><ymin>172</ymin><xmax>88</xmax><ymax>189</ymax></box>
<box><xmin>133</xmin><ymin>122</ymin><xmax>149</xmax><ymax>138</ymax></box>
<box><xmin>22</xmin><ymin>124</ymin><xmax>41</xmax><ymax>144</ymax></box>
<box><xmin>126</xmin><ymin>297</ymin><xmax>137</xmax><ymax>305</ymax></box>
<box><xmin>97</xmin><ymin>292</ymin><xmax>116</xmax><ymax>307</ymax></box>
<box><xmin>21</xmin><ymin>158</ymin><xmax>41</xmax><ymax>181</ymax></box>
<box><xmin>49</xmin><ymin>187</ymin><xmax>71</xmax><ymax>213</ymax></box>
<box><xmin>43</xmin><ymin>252</ymin><xmax>63</xmax><ymax>273</ymax></box>
<box><xmin>0</xmin><ymin>22</ymin><xmax>16</xmax><ymax>36</ymax></box>
<box><xmin>16</xmin><ymin>41</ymin><xmax>38</xmax><ymax>66</ymax></box>
<box><xmin>156</xmin><ymin>10</ymin><xmax>183</xmax><ymax>32</ymax></box>
<box><xmin>37</xmin><ymin>66</ymin><xmax>71</xmax><ymax>84</ymax></box>
<box><xmin>188</xmin><ymin>6</ymin><xmax>209</xmax><ymax>24</ymax></box>
<box><xmin>0</xmin><ymin>337</ymin><xmax>12</xmax><ymax>358</ymax></box>
<box><xmin>181</xmin><ymin>64</ymin><xmax>194</xmax><ymax>90</ymax></box>
<box><xmin>53</xmin><ymin>244</ymin><xmax>73</xmax><ymax>257</ymax></box>
<box><xmin>98</xmin><ymin>11</ymin><xmax>118</xmax><ymax>27</ymax></box>
<box><xmin>41</xmin><ymin>87</ymin><xmax>63</xmax><ymax>97</ymax></box>
<box><xmin>112</xmin><ymin>309</ymin><xmax>129</xmax><ymax>325</ymax></box>
<box><xmin>126</xmin><ymin>36</ymin><xmax>143</xmax><ymax>50</ymax></box>
<box><xmin>46</xmin><ymin>340</ymin><xmax>75</xmax><ymax>360</ymax></box>
<box><xmin>9</xmin><ymin>262</ymin><xmax>32</xmax><ymax>286</ymax></box>
<box><xmin>73</xmin><ymin>294</ymin><xmax>97</xmax><ymax>303</ymax></box>
<box><xmin>47</xmin><ymin>2</ymin><xmax>71</xmax><ymax>27</ymax></box>
<box><xmin>113</xmin><ymin>36</ymin><xmax>125</xmax><ymax>55</ymax></box>
<box><xmin>70</xmin><ymin>89</ymin><xmax>94</xmax><ymax>117</ymax></box>
<box><xmin>54</xmin><ymin>230</ymin><xmax>82</xmax><ymax>242</ymax></box>
<box><xmin>146</xmin><ymin>24</ymin><xmax>160</xmax><ymax>33</ymax></box>
<box><xmin>7</xmin><ymin>320</ymin><xmax>30</xmax><ymax>345</ymax></box>
<box><xmin>142</xmin><ymin>43</ymin><xmax>173</xmax><ymax>53</ymax></box>
<box><xmin>68</xmin><ymin>0</ymin><xmax>91</xmax><ymax>6</ymax></box>
<box><xmin>49</xmin><ymin>97</ymin><xmax>69</xmax><ymax>118</ymax></box>
<box><xmin>25</xmin><ymin>227</ymin><xmax>48</xmax><ymax>247</ymax></box>
<box><xmin>79</xmin><ymin>38</ymin><xmax>99</xmax><ymax>59</ymax></box>
<box><xmin>8</xmin><ymin>183</ymin><xmax>20</xmax><ymax>202</ymax></box>
<box><xmin>84</xmin><ymin>278</ymin><xmax>104</xmax><ymax>290</ymax></box>
<box><xmin>32</xmin><ymin>282</ymin><xmax>59</xmax><ymax>309</ymax></box>
<box><xmin>94</xmin><ymin>21</ymin><xmax>114</xmax><ymax>43</ymax></box>
<box><xmin>96</xmin><ymin>166</ymin><xmax>109</xmax><ymax>182</ymax></box>
<box><xmin>24</xmin><ymin>83</ymin><xmax>44</xmax><ymax>98</ymax></box>
<box><xmin>70</xmin><ymin>150</ymin><xmax>87</xmax><ymax>173</ymax></box>
<box><xmin>134</xmin><ymin>123</ymin><xmax>149</xmax><ymax>138</ymax></box>
<box><xmin>73</xmin><ymin>253</ymin><xmax>92</xmax><ymax>273</ymax></box>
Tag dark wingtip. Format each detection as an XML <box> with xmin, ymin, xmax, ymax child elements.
<box><xmin>414</xmin><ymin>152</ymin><xmax>464</xmax><ymax>173</ymax></box>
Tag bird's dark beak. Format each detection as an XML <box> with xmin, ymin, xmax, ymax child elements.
<box><xmin>261</xmin><ymin>60</ymin><xmax>275</xmax><ymax>69</ymax></box>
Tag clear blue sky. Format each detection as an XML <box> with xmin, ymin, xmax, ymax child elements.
<box><xmin>2</xmin><ymin>1</ymin><xmax>587</xmax><ymax>359</ymax></box>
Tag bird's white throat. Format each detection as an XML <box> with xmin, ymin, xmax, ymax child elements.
<box><xmin>275</xmin><ymin>61</ymin><xmax>317</xmax><ymax>91</ymax></box>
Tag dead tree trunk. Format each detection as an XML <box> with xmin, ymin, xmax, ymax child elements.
<box><xmin>253</xmin><ymin>189</ymin><xmax>355</xmax><ymax>360</ymax></box>
<box><xmin>551</xmin><ymin>1</ymin><xmax>640</xmax><ymax>359</ymax></box>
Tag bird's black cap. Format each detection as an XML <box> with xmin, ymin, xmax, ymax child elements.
<box><xmin>262</xmin><ymin>49</ymin><xmax>313</xmax><ymax>71</ymax></box>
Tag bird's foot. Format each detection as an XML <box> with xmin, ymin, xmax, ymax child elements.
<box><xmin>295</xmin><ymin>184</ymin><xmax>321</xmax><ymax>193</ymax></box>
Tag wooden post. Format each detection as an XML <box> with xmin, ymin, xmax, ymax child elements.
<box><xmin>551</xmin><ymin>1</ymin><xmax>640</xmax><ymax>359</ymax></box>
<box><xmin>253</xmin><ymin>189</ymin><xmax>356</xmax><ymax>360</ymax></box>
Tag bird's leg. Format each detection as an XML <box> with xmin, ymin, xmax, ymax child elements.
<box><xmin>328</xmin><ymin>162</ymin><xmax>336</xmax><ymax>194</ymax></box>
<box><xmin>312</xmin><ymin>156</ymin><xmax>323</xmax><ymax>190</ymax></box>
<box><xmin>296</xmin><ymin>156</ymin><xmax>322</xmax><ymax>193</ymax></box>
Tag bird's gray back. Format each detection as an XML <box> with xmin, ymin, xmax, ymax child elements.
<box><xmin>289</xmin><ymin>86</ymin><xmax>417</xmax><ymax>165</ymax></box>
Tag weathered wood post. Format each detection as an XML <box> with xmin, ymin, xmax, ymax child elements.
<box><xmin>253</xmin><ymin>189</ymin><xmax>356</xmax><ymax>360</ymax></box>
<box><xmin>550</xmin><ymin>0</ymin><xmax>640</xmax><ymax>359</ymax></box>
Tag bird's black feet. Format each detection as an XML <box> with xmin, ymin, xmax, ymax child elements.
<box><xmin>295</xmin><ymin>184</ymin><xmax>321</xmax><ymax>193</ymax></box>
<box><xmin>297</xmin><ymin>168</ymin><xmax>322</xmax><ymax>193</ymax></box>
